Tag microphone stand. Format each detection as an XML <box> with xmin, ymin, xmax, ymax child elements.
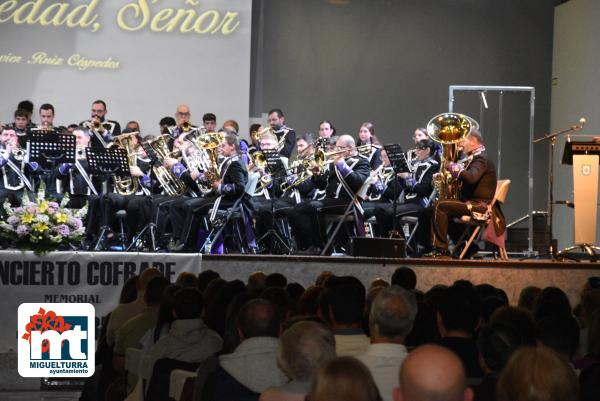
<box><xmin>521</xmin><ymin>120</ymin><xmax>584</xmax><ymax>261</ymax></box>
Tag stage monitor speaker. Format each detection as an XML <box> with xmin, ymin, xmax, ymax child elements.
<box><xmin>351</xmin><ymin>237</ymin><xmax>406</xmax><ymax>258</ymax></box>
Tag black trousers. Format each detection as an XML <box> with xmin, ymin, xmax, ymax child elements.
<box><xmin>432</xmin><ymin>199</ymin><xmax>487</xmax><ymax>250</ymax></box>
<box><xmin>287</xmin><ymin>198</ymin><xmax>355</xmax><ymax>250</ymax></box>
<box><xmin>373</xmin><ymin>202</ymin><xmax>425</xmax><ymax>239</ymax></box>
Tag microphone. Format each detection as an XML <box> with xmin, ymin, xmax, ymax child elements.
<box><xmin>579</xmin><ymin>117</ymin><xmax>586</xmax><ymax>128</ymax></box>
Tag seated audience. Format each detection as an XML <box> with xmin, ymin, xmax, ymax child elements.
<box><xmin>260</xmin><ymin>321</ymin><xmax>336</xmax><ymax>401</ymax></box>
<box><xmin>391</xmin><ymin>267</ymin><xmax>417</xmax><ymax>291</ymax></box>
<box><xmin>357</xmin><ymin>286</ymin><xmax>417</xmax><ymax>401</ymax></box>
<box><xmin>496</xmin><ymin>346</ymin><xmax>578</xmax><ymax>401</ymax></box>
<box><xmin>307</xmin><ymin>356</ymin><xmax>382</xmax><ymax>401</ymax></box>
<box><xmin>202</xmin><ymin>298</ymin><xmax>287</xmax><ymax>401</ymax></box>
<box><xmin>394</xmin><ymin>344</ymin><xmax>473</xmax><ymax>401</ymax></box>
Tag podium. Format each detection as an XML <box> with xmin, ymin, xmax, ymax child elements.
<box><xmin>559</xmin><ymin>139</ymin><xmax>600</xmax><ymax>259</ymax></box>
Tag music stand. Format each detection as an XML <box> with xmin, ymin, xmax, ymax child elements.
<box><xmin>383</xmin><ymin>144</ymin><xmax>410</xmax><ymax>238</ymax></box>
<box><xmin>127</xmin><ymin>142</ymin><xmax>160</xmax><ymax>251</ymax></box>
<box><xmin>256</xmin><ymin>149</ymin><xmax>291</xmax><ymax>253</ymax></box>
<box><xmin>86</xmin><ymin>147</ymin><xmax>131</xmax><ymax>251</ymax></box>
<box><xmin>29</xmin><ymin>133</ymin><xmax>76</xmax><ymax>197</ymax></box>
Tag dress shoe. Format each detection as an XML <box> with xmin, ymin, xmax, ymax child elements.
<box><xmin>424</xmin><ymin>249</ymin><xmax>453</xmax><ymax>259</ymax></box>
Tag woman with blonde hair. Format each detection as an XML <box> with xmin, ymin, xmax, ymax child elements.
<box><xmin>307</xmin><ymin>356</ymin><xmax>382</xmax><ymax>401</ymax></box>
<box><xmin>497</xmin><ymin>346</ymin><xmax>578</xmax><ymax>401</ymax></box>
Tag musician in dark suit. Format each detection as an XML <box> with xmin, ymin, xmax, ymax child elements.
<box><xmin>431</xmin><ymin>130</ymin><xmax>504</xmax><ymax>257</ymax></box>
<box><xmin>287</xmin><ymin>135</ymin><xmax>371</xmax><ymax>253</ymax></box>
<box><xmin>81</xmin><ymin>100</ymin><xmax>121</xmax><ymax>148</ymax></box>
<box><xmin>267</xmin><ymin>108</ymin><xmax>296</xmax><ymax>158</ymax></box>
<box><xmin>169</xmin><ymin>131</ymin><xmax>251</xmax><ymax>252</ymax></box>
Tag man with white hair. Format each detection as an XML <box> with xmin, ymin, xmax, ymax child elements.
<box><xmin>287</xmin><ymin>134</ymin><xmax>370</xmax><ymax>253</ymax></box>
<box><xmin>357</xmin><ymin>286</ymin><xmax>417</xmax><ymax>401</ymax></box>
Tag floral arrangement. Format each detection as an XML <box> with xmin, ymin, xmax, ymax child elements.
<box><xmin>0</xmin><ymin>184</ymin><xmax>87</xmax><ymax>254</ymax></box>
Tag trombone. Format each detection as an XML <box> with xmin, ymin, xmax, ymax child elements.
<box><xmin>313</xmin><ymin>144</ymin><xmax>374</xmax><ymax>166</ymax></box>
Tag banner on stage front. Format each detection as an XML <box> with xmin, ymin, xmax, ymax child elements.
<box><xmin>0</xmin><ymin>251</ymin><xmax>202</xmax><ymax>353</ymax></box>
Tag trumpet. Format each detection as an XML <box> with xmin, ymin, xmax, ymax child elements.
<box><xmin>2</xmin><ymin>140</ymin><xmax>27</xmax><ymax>161</ymax></box>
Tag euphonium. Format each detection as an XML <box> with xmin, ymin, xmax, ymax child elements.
<box><xmin>426</xmin><ymin>113</ymin><xmax>475</xmax><ymax>200</ymax></box>
<box><xmin>146</xmin><ymin>134</ymin><xmax>188</xmax><ymax>196</ymax></box>
<box><xmin>112</xmin><ymin>132</ymin><xmax>140</xmax><ymax>196</ymax></box>
<box><xmin>193</xmin><ymin>131</ymin><xmax>224</xmax><ymax>183</ymax></box>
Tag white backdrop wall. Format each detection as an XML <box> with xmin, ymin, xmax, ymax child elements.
<box><xmin>552</xmin><ymin>0</ymin><xmax>600</xmax><ymax>249</ymax></box>
<box><xmin>0</xmin><ymin>0</ymin><xmax>252</xmax><ymax>136</ymax></box>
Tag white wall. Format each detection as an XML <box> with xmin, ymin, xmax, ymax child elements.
<box><xmin>552</xmin><ymin>0</ymin><xmax>600</xmax><ymax>249</ymax></box>
<box><xmin>0</xmin><ymin>0</ymin><xmax>252</xmax><ymax>136</ymax></box>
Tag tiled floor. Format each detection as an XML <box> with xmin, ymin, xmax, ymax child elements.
<box><xmin>0</xmin><ymin>392</ymin><xmax>81</xmax><ymax>401</ymax></box>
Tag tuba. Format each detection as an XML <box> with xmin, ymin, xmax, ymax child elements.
<box><xmin>112</xmin><ymin>132</ymin><xmax>140</xmax><ymax>196</ymax></box>
<box><xmin>426</xmin><ymin>113</ymin><xmax>475</xmax><ymax>200</ymax></box>
<box><xmin>146</xmin><ymin>134</ymin><xmax>188</xmax><ymax>196</ymax></box>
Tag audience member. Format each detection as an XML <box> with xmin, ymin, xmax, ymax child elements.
<box><xmin>474</xmin><ymin>322</ymin><xmax>526</xmax><ymax>401</ymax></box>
<box><xmin>265</xmin><ymin>272</ymin><xmax>288</xmax><ymax>288</ymax></box>
<box><xmin>436</xmin><ymin>283</ymin><xmax>483</xmax><ymax>378</ymax></box>
<box><xmin>202</xmin><ymin>298</ymin><xmax>287</xmax><ymax>401</ymax></box>
<box><xmin>490</xmin><ymin>306</ymin><xmax>537</xmax><ymax>346</ymax></box>
<box><xmin>260</xmin><ymin>321</ymin><xmax>336</xmax><ymax>401</ymax></box>
<box><xmin>370</xmin><ymin>278</ymin><xmax>390</xmax><ymax>289</ymax></box>
<box><xmin>106</xmin><ymin>268</ymin><xmax>162</xmax><ymax>346</ymax></box>
<box><xmin>517</xmin><ymin>286</ymin><xmax>541</xmax><ymax>312</ymax></box>
<box><xmin>308</xmin><ymin>356</ymin><xmax>382</xmax><ymax>401</ymax></box>
<box><xmin>262</xmin><ymin>286</ymin><xmax>297</xmax><ymax>321</ymax></box>
<box><xmin>497</xmin><ymin>346</ymin><xmax>578</xmax><ymax>401</ymax></box>
<box><xmin>299</xmin><ymin>285</ymin><xmax>323</xmax><ymax>315</ymax></box>
<box><xmin>197</xmin><ymin>270</ymin><xmax>221</xmax><ymax>292</ymax></box>
<box><xmin>205</xmin><ymin>280</ymin><xmax>248</xmax><ymax>337</ymax></box>
<box><xmin>391</xmin><ymin>267</ymin><xmax>417</xmax><ymax>291</ymax></box>
<box><xmin>119</xmin><ymin>275</ymin><xmax>139</xmax><ymax>304</ymax></box>
<box><xmin>537</xmin><ymin>314</ymin><xmax>580</xmax><ymax>364</ymax></box>
<box><xmin>175</xmin><ymin>271</ymin><xmax>199</xmax><ymax>288</ymax></box>
<box><xmin>140</xmin><ymin>284</ymin><xmax>180</xmax><ymax>349</ymax></box>
<box><xmin>394</xmin><ymin>344</ymin><xmax>473</xmax><ymax>401</ymax></box>
<box><xmin>575</xmin><ymin>309</ymin><xmax>600</xmax><ymax>369</ymax></box>
<box><xmin>286</xmin><ymin>282</ymin><xmax>305</xmax><ymax>303</ymax></box>
<box><xmin>577</xmin><ymin>288</ymin><xmax>600</xmax><ymax>358</ymax></box>
<box><xmin>533</xmin><ymin>286</ymin><xmax>572</xmax><ymax>322</ymax></box>
<box><xmin>481</xmin><ymin>296</ymin><xmax>508</xmax><ymax>324</ymax></box>
<box><xmin>143</xmin><ymin>287</ymin><xmax>223</xmax><ymax>380</ymax></box>
<box><xmin>247</xmin><ymin>271</ymin><xmax>267</xmax><ymax>292</ymax></box>
<box><xmin>321</xmin><ymin>276</ymin><xmax>370</xmax><ymax>356</ymax></box>
<box><xmin>316</xmin><ymin>271</ymin><xmax>334</xmax><ymax>287</ymax></box>
<box><xmin>405</xmin><ymin>300</ymin><xmax>440</xmax><ymax>347</ymax></box>
<box><xmin>358</xmin><ymin>286</ymin><xmax>417</xmax><ymax>401</ymax></box>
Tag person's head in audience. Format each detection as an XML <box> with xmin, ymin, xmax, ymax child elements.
<box><xmin>197</xmin><ymin>270</ymin><xmax>220</xmax><ymax>293</ymax></box>
<box><xmin>391</xmin><ymin>267</ymin><xmax>417</xmax><ymax>291</ymax></box>
<box><xmin>265</xmin><ymin>272</ymin><xmax>288</xmax><ymax>288</ymax></box>
<box><xmin>394</xmin><ymin>344</ymin><xmax>472</xmax><ymax>401</ymax></box>
<box><xmin>580</xmin><ymin>288</ymin><xmax>600</xmax><ymax>329</ymax></box>
<box><xmin>175</xmin><ymin>272</ymin><xmax>199</xmax><ymax>288</ymax></box>
<box><xmin>299</xmin><ymin>285</ymin><xmax>323</xmax><ymax>315</ymax></box>
<box><xmin>237</xmin><ymin>298</ymin><xmax>281</xmax><ymax>341</ymax></box>
<box><xmin>588</xmin><ymin>309</ymin><xmax>600</xmax><ymax>357</ymax></box>
<box><xmin>365</xmin><ymin>286</ymin><xmax>386</xmax><ymax>322</ymax></box>
<box><xmin>206</xmin><ymin>280</ymin><xmax>247</xmax><ymax>336</ymax></box>
<box><xmin>405</xmin><ymin>300</ymin><xmax>441</xmax><ymax>347</ymax></box>
<box><xmin>316</xmin><ymin>271</ymin><xmax>334</xmax><ymax>287</ymax></box>
<box><xmin>533</xmin><ymin>286</ymin><xmax>572</xmax><ymax>322</ymax></box>
<box><xmin>145</xmin><ymin>276</ymin><xmax>170</xmax><ymax>307</ymax></box>
<box><xmin>437</xmin><ymin>283</ymin><xmax>481</xmax><ymax>338</ymax></box>
<box><xmin>537</xmin><ymin>314</ymin><xmax>580</xmax><ymax>362</ymax></box>
<box><xmin>309</xmin><ymin>356</ymin><xmax>382</xmax><ymax>401</ymax></box>
<box><xmin>424</xmin><ymin>284</ymin><xmax>447</xmax><ymax>311</ymax></box>
<box><xmin>173</xmin><ymin>287</ymin><xmax>203</xmax><ymax>320</ymax></box>
<box><xmin>119</xmin><ymin>275</ymin><xmax>139</xmax><ymax>304</ymax></box>
<box><xmin>262</xmin><ymin>286</ymin><xmax>296</xmax><ymax>322</ymax></box>
<box><xmin>370</xmin><ymin>278</ymin><xmax>389</xmax><ymax>290</ymax></box>
<box><xmin>490</xmin><ymin>306</ymin><xmax>537</xmax><ymax>346</ymax></box>
<box><xmin>248</xmin><ymin>271</ymin><xmax>267</xmax><ymax>292</ymax></box>
<box><xmin>223</xmin><ymin>292</ymin><xmax>259</xmax><ymax>353</ymax></box>
<box><xmin>278</xmin><ymin>321</ymin><xmax>336</xmax><ymax>383</ymax></box>
<box><xmin>497</xmin><ymin>346</ymin><xmax>578</xmax><ymax>401</ymax></box>
<box><xmin>202</xmin><ymin>278</ymin><xmax>227</xmax><ymax>316</ymax></box>
<box><xmin>370</xmin><ymin>286</ymin><xmax>417</xmax><ymax>345</ymax></box>
<box><xmin>154</xmin><ymin>284</ymin><xmax>180</xmax><ymax>343</ymax></box>
<box><xmin>138</xmin><ymin>268</ymin><xmax>162</xmax><ymax>295</ymax></box>
<box><xmin>518</xmin><ymin>286</ymin><xmax>542</xmax><ymax>312</ymax></box>
<box><xmin>286</xmin><ymin>282</ymin><xmax>305</xmax><ymax>302</ymax></box>
<box><xmin>477</xmin><ymin>322</ymin><xmax>525</xmax><ymax>374</ymax></box>
<box><xmin>579</xmin><ymin>363</ymin><xmax>600</xmax><ymax>401</ymax></box>
<box><xmin>321</xmin><ymin>276</ymin><xmax>366</xmax><ymax>330</ymax></box>
<box><xmin>481</xmin><ymin>296</ymin><xmax>508</xmax><ymax>324</ymax></box>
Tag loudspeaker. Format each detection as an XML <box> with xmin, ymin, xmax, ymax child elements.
<box><xmin>350</xmin><ymin>237</ymin><xmax>406</xmax><ymax>258</ymax></box>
